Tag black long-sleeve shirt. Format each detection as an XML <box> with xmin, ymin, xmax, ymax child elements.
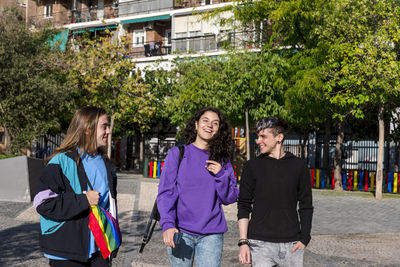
<box><xmin>238</xmin><ymin>152</ymin><xmax>313</xmax><ymax>245</ymax></box>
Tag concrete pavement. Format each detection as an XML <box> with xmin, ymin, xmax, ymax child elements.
<box><xmin>1</xmin><ymin>172</ymin><xmax>400</xmax><ymax>266</ymax></box>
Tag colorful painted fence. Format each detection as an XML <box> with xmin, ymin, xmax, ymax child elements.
<box><xmin>144</xmin><ymin>160</ymin><xmax>165</xmax><ymax>178</ymax></box>
<box><xmin>143</xmin><ymin>160</ymin><xmax>241</xmax><ymax>182</ymax></box>
<box><xmin>310</xmin><ymin>169</ymin><xmax>400</xmax><ymax>193</ymax></box>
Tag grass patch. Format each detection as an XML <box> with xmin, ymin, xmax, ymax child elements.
<box><xmin>313</xmin><ymin>189</ymin><xmax>400</xmax><ymax>199</ymax></box>
<box><xmin>0</xmin><ymin>154</ymin><xmax>19</xmax><ymax>160</ymax></box>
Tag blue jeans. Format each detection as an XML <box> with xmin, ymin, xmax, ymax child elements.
<box><xmin>167</xmin><ymin>232</ymin><xmax>223</xmax><ymax>267</ymax></box>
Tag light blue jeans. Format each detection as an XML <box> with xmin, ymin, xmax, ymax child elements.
<box><xmin>249</xmin><ymin>239</ymin><xmax>304</xmax><ymax>267</ymax></box>
<box><xmin>167</xmin><ymin>232</ymin><xmax>223</xmax><ymax>267</ymax></box>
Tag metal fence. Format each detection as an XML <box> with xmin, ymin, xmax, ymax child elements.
<box><xmin>314</xmin><ymin>136</ymin><xmax>383</xmax><ymax>171</ymax></box>
<box><xmin>250</xmin><ymin>133</ymin><xmax>391</xmax><ymax>172</ymax></box>
<box><xmin>33</xmin><ymin>133</ymin><xmax>65</xmax><ymax>159</ymax></box>
<box><xmin>144</xmin><ymin>137</ymin><xmax>176</xmax><ymax>161</ymax></box>
<box><xmin>34</xmin><ymin>132</ymin><xmax>395</xmax><ymax>172</ymax></box>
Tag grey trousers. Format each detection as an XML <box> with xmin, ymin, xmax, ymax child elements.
<box><xmin>249</xmin><ymin>239</ymin><xmax>304</xmax><ymax>267</ymax></box>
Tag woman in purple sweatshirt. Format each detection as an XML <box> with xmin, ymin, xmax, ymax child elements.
<box><xmin>157</xmin><ymin>107</ymin><xmax>239</xmax><ymax>267</ymax></box>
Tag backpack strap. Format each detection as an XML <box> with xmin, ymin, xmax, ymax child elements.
<box><xmin>177</xmin><ymin>144</ymin><xmax>185</xmax><ymax>169</ymax></box>
<box><xmin>139</xmin><ymin>144</ymin><xmax>186</xmax><ymax>253</ymax></box>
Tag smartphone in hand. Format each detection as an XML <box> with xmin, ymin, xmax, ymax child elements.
<box><xmin>173</xmin><ymin>232</ymin><xmax>183</xmax><ymax>245</ymax></box>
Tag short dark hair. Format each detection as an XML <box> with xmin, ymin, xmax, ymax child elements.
<box><xmin>255</xmin><ymin>116</ymin><xmax>288</xmax><ymax>137</ymax></box>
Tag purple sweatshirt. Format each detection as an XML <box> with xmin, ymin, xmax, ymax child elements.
<box><xmin>157</xmin><ymin>144</ymin><xmax>239</xmax><ymax>235</ymax></box>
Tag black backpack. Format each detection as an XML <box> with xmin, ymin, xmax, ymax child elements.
<box><xmin>139</xmin><ymin>144</ymin><xmax>185</xmax><ymax>253</ymax></box>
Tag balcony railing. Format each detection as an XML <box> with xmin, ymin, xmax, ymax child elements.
<box><xmin>119</xmin><ymin>0</ymin><xmax>174</xmax><ymax>17</ymax></box>
<box><xmin>127</xmin><ymin>40</ymin><xmax>172</xmax><ymax>58</ymax></box>
<box><xmin>128</xmin><ymin>33</ymin><xmax>252</xmax><ymax>58</ymax></box>
<box><xmin>172</xmin><ymin>34</ymin><xmax>219</xmax><ymax>53</ymax></box>
<box><xmin>27</xmin><ymin>4</ymin><xmax>118</xmax><ymax>26</ymax></box>
<box><xmin>27</xmin><ymin>0</ymin><xmax>234</xmax><ymax>27</ymax></box>
<box><xmin>173</xmin><ymin>0</ymin><xmax>231</xmax><ymax>8</ymax></box>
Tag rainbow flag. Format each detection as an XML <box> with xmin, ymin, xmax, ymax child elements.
<box><xmin>89</xmin><ymin>205</ymin><xmax>121</xmax><ymax>259</ymax></box>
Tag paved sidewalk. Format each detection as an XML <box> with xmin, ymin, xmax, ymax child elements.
<box><xmin>1</xmin><ymin>172</ymin><xmax>400</xmax><ymax>266</ymax></box>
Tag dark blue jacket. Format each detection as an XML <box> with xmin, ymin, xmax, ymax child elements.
<box><xmin>34</xmin><ymin>150</ymin><xmax>118</xmax><ymax>262</ymax></box>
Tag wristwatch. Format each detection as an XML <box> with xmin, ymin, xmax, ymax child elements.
<box><xmin>238</xmin><ymin>239</ymin><xmax>250</xmax><ymax>247</ymax></box>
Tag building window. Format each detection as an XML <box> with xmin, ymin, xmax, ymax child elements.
<box><xmin>165</xmin><ymin>30</ymin><xmax>171</xmax><ymax>45</ymax></box>
<box><xmin>44</xmin><ymin>4</ymin><xmax>53</xmax><ymax>18</ymax></box>
<box><xmin>202</xmin><ymin>0</ymin><xmax>212</xmax><ymax>5</ymax></box>
<box><xmin>133</xmin><ymin>30</ymin><xmax>145</xmax><ymax>47</ymax></box>
<box><xmin>0</xmin><ymin>131</ymin><xmax>4</xmax><ymax>144</ymax></box>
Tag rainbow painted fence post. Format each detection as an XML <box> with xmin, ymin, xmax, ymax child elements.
<box><xmin>147</xmin><ymin>160</ymin><xmax>165</xmax><ymax>178</ymax></box>
<box><xmin>311</xmin><ymin>169</ymin><xmax>315</xmax><ymax>188</ymax></box>
<box><xmin>370</xmin><ymin>172</ymin><xmax>375</xmax><ymax>192</ymax></box>
<box><xmin>320</xmin><ymin>169</ymin><xmax>325</xmax><ymax>189</ymax></box>
<box><xmin>353</xmin><ymin>171</ymin><xmax>358</xmax><ymax>191</ymax></box>
<box><xmin>358</xmin><ymin>171</ymin><xmax>363</xmax><ymax>191</ymax></box>
<box><xmin>388</xmin><ymin>172</ymin><xmax>394</xmax><ymax>193</ymax></box>
<box><xmin>364</xmin><ymin>172</ymin><xmax>369</xmax><ymax>192</ymax></box>
<box><xmin>315</xmin><ymin>169</ymin><xmax>320</xmax><ymax>189</ymax></box>
<box><xmin>342</xmin><ymin>170</ymin><xmax>347</xmax><ymax>190</ymax></box>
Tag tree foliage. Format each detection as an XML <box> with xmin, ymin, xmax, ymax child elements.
<box><xmin>151</xmin><ymin>51</ymin><xmax>288</xmax><ymax>132</ymax></box>
<box><xmin>0</xmin><ymin>8</ymin><xmax>75</xmax><ymax>153</ymax></box>
<box><xmin>213</xmin><ymin>0</ymin><xmax>400</xmax><ymax>197</ymax></box>
<box><xmin>70</xmin><ymin>31</ymin><xmax>156</xmax><ymax>157</ymax></box>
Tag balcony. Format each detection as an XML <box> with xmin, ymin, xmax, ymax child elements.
<box><xmin>173</xmin><ymin>34</ymin><xmax>219</xmax><ymax>53</ymax></box>
<box><xmin>128</xmin><ymin>40</ymin><xmax>172</xmax><ymax>58</ymax></box>
<box><xmin>71</xmin><ymin>5</ymin><xmax>117</xmax><ymax>23</ymax></box>
<box><xmin>27</xmin><ymin>4</ymin><xmax>117</xmax><ymax>26</ymax></box>
<box><xmin>173</xmin><ymin>0</ymin><xmax>231</xmax><ymax>8</ymax></box>
<box><xmin>119</xmin><ymin>0</ymin><xmax>174</xmax><ymax>17</ymax></box>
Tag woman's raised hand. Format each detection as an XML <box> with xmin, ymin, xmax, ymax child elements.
<box><xmin>205</xmin><ymin>160</ymin><xmax>222</xmax><ymax>175</ymax></box>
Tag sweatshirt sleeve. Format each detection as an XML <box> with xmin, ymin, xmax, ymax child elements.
<box><xmin>34</xmin><ymin>163</ymin><xmax>90</xmax><ymax>221</ymax></box>
<box><xmin>157</xmin><ymin>146</ymin><xmax>180</xmax><ymax>231</ymax></box>
<box><xmin>237</xmin><ymin>161</ymin><xmax>255</xmax><ymax>220</ymax></box>
<box><xmin>213</xmin><ymin>161</ymin><xmax>239</xmax><ymax>205</ymax></box>
<box><xmin>298</xmin><ymin>161</ymin><xmax>314</xmax><ymax>246</ymax></box>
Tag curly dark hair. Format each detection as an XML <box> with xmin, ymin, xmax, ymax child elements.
<box><xmin>183</xmin><ymin>107</ymin><xmax>233</xmax><ymax>163</ymax></box>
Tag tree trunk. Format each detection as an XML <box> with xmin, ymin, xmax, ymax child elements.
<box><xmin>334</xmin><ymin>121</ymin><xmax>344</xmax><ymax>191</ymax></box>
<box><xmin>139</xmin><ymin>132</ymin><xmax>144</xmax><ymax>172</ymax></box>
<box><xmin>245</xmin><ymin>108</ymin><xmax>250</xmax><ymax>160</ymax></box>
<box><xmin>107</xmin><ymin>115</ymin><xmax>114</xmax><ymax>159</ymax></box>
<box><xmin>4</xmin><ymin>126</ymin><xmax>11</xmax><ymax>154</ymax></box>
<box><xmin>300</xmin><ymin>132</ymin><xmax>308</xmax><ymax>159</ymax></box>
<box><xmin>375</xmin><ymin>104</ymin><xmax>385</xmax><ymax>200</ymax></box>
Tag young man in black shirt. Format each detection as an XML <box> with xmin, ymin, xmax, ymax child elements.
<box><xmin>237</xmin><ymin>116</ymin><xmax>313</xmax><ymax>267</ymax></box>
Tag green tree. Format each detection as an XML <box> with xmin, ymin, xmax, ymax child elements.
<box><xmin>217</xmin><ymin>0</ymin><xmax>400</xmax><ymax>199</ymax></box>
<box><xmin>0</xmin><ymin>8</ymin><xmax>75</xmax><ymax>154</ymax></box>
<box><xmin>71</xmin><ymin>32</ymin><xmax>155</xmax><ymax>162</ymax></box>
<box><xmin>154</xmin><ymin>51</ymin><xmax>288</xmax><ymax>159</ymax></box>
<box><xmin>320</xmin><ymin>0</ymin><xmax>400</xmax><ymax>198</ymax></box>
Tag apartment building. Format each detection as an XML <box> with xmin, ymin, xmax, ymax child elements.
<box><xmin>1</xmin><ymin>0</ymin><xmax>253</xmax><ymax>160</ymax></box>
<box><xmin>16</xmin><ymin>0</ymin><xmax>251</xmax><ymax>66</ymax></box>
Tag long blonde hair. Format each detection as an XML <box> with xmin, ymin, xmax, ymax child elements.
<box><xmin>46</xmin><ymin>106</ymin><xmax>108</xmax><ymax>164</ymax></box>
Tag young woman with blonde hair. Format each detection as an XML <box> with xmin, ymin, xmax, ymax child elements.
<box><xmin>34</xmin><ymin>106</ymin><xmax>119</xmax><ymax>266</ymax></box>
